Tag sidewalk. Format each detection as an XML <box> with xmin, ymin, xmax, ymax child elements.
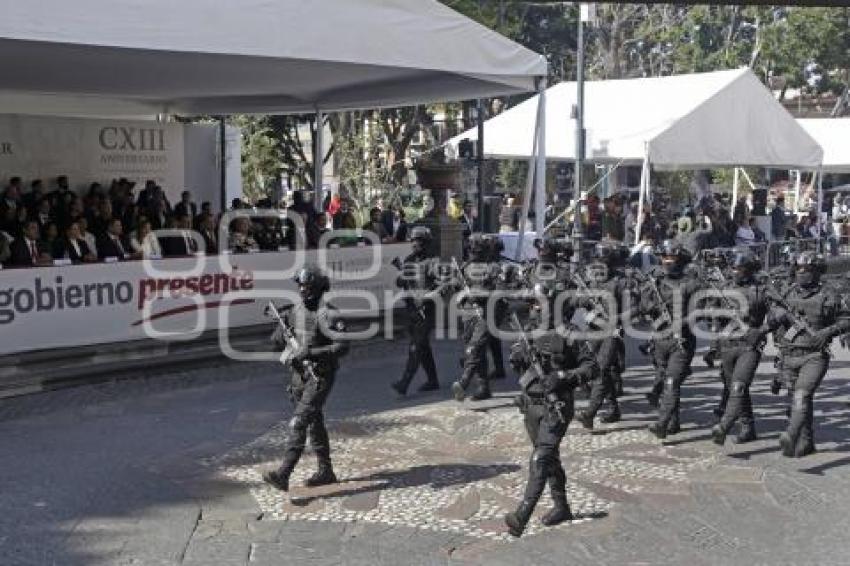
<box><xmin>1</xmin><ymin>338</ymin><xmax>850</xmax><ymax>565</ymax></box>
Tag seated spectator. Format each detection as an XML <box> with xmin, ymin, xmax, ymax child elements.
<box><xmin>32</xmin><ymin>197</ymin><xmax>53</xmax><ymax>234</ymax></box>
<box><xmin>90</xmin><ymin>200</ymin><xmax>113</xmax><ymax>238</ymax></box>
<box><xmin>160</xmin><ymin>214</ymin><xmax>198</xmax><ymax>257</ymax></box>
<box><xmin>734</xmin><ymin>216</ymin><xmax>756</xmax><ymax>246</ymax></box>
<box><xmin>42</xmin><ymin>222</ymin><xmax>60</xmax><ymax>258</ymax></box>
<box><xmin>130</xmin><ymin>219</ymin><xmax>162</xmax><ymax>258</ymax></box>
<box><xmin>22</xmin><ymin>179</ymin><xmax>44</xmax><ymax>211</ymax></box>
<box><xmin>386</xmin><ymin>207</ymin><xmax>408</xmax><ymax>242</ymax></box>
<box><xmin>1</xmin><ymin>205</ymin><xmax>18</xmax><ymax>237</ymax></box>
<box><xmin>750</xmin><ymin>217</ymin><xmax>766</xmax><ymax>243</ymax></box>
<box><xmin>78</xmin><ymin>217</ymin><xmax>98</xmax><ymax>258</ymax></box>
<box><xmin>55</xmin><ymin>221</ymin><xmax>97</xmax><ymax>263</ymax></box>
<box><xmin>196</xmin><ymin>213</ymin><xmax>218</xmax><ymax>254</ymax></box>
<box><xmin>97</xmin><ymin>219</ymin><xmax>130</xmax><ymax>260</ymax></box>
<box><xmin>362</xmin><ymin>207</ymin><xmax>390</xmax><ymax>243</ymax></box>
<box><xmin>333</xmin><ymin>199</ymin><xmax>357</xmax><ymax>230</ymax></box>
<box><xmin>228</xmin><ymin>217</ymin><xmax>259</xmax><ymax>253</ymax></box>
<box><xmin>10</xmin><ymin>220</ymin><xmax>52</xmax><ymax>267</ymax></box>
<box><xmin>1</xmin><ymin>177</ymin><xmax>22</xmax><ymax>217</ymax></box>
<box><xmin>194</xmin><ymin>201</ymin><xmax>212</xmax><ymax>230</ymax></box>
<box><xmin>0</xmin><ymin>231</ymin><xmax>9</xmax><ymax>266</ymax></box>
<box><xmin>255</xmin><ymin>217</ymin><xmax>284</xmax><ymax>251</ymax></box>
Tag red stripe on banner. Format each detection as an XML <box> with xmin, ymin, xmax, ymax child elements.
<box><xmin>132</xmin><ymin>298</ymin><xmax>255</xmax><ymax>326</ymax></box>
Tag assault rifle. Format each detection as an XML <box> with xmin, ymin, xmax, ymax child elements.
<box><xmin>391</xmin><ymin>256</ymin><xmax>428</xmax><ymax>322</ymax></box>
<box><xmin>265</xmin><ymin>301</ymin><xmax>319</xmax><ymax>382</ymax></box>
<box><xmin>510</xmin><ymin>311</ymin><xmax>566</xmax><ymax>423</ymax></box>
<box><xmin>451</xmin><ymin>256</ymin><xmax>485</xmax><ymax>321</ymax></box>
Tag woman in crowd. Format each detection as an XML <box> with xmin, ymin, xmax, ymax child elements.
<box><xmin>130</xmin><ymin>219</ymin><xmax>162</xmax><ymax>258</ymax></box>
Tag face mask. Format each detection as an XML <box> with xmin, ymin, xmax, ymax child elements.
<box><xmin>796</xmin><ymin>270</ymin><xmax>816</xmax><ymax>287</ymax></box>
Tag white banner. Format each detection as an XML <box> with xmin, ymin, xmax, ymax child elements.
<box><xmin>0</xmin><ymin>114</ymin><xmax>185</xmax><ymax>202</ymax></box>
<box><xmin>0</xmin><ymin>244</ymin><xmax>411</xmax><ymax>356</ymax></box>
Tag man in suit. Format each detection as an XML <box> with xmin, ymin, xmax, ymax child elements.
<box><xmin>386</xmin><ymin>207</ymin><xmax>409</xmax><ymax>242</ymax></box>
<box><xmin>196</xmin><ymin>213</ymin><xmax>218</xmax><ymax>254</ymax></box>
<box><xmin>174</xmin><ymin>191</ymin><xmax>198</xmax><ymax>220</ymax></box>
<box><xmin>55</xmin><ymin>221</ymin><xmax>97</xmax><ymax>263</ymax></box>
<box><xmin>98</xmin><ymin>219</ymin><xmax>130</xmax><ymax>260</ymax></box>
<box><xmin>10</xmin><ymin>220</ymin><xmax>52</xmax><ymax>267</ymax></box>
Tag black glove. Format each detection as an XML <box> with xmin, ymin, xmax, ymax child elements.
<box><xmin>744</xmin><ymin>328</ymin><xmax>766</xmax><ymax>347</ymax></box>
<box><xmin>770</xmin><ymin>378</ymin><xmax>782</xmax><ymax>395</ymax></box>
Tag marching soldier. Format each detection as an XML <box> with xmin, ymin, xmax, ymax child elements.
<box><xmin>577</xmin><ymin>242</ymin><xmax>634</xmax><ymax>428</ymax></box>
<box><xmin>391</xmin><ymin>227</ymin><xmax>441</xmax><ymax>396</ymax></box>
<box><xmin>709</xmin><ymin>248</ymin><xmax>772</xmax><ymax>445</ymax></box>
<box><xmin>640</xmin><ymin>241</ymin><xmax>703</xmax><ymax>439</ymax></box>
<box><xmin>503</xmin><ymin>301</ymin><xmax>598</xmax><ymax>537</ymax></box>
<box><xmin>764</xmin><ymin>252</ymin><xmax>850</xmax><ymax>457</ymax></box>
<box><xmin>263</xmin><ymin>266</ymin><xmax>349</xmax><ymax>492</ymax></box>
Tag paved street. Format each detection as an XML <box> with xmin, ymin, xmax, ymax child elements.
<box><xmin>3</xmin><ymin>337</ymin><xmax>850</xmax><ymax>565</ymax></box>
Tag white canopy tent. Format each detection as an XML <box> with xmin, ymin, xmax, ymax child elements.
<box><xmin>0</xmin><ymin>0</ymin><xmax>547</xmax><ymax>209</ymax></box>
<box><xmin>0</xmin><ymin>0</ymin><xmax>546</xmax><ymax>116</ymax></box>
<box><xmin>798</xmin><ymin>119</ymin><xmax>850</xmax><ymax>173</ymax></box>
<box><xmin>450</xmin><ymin>68</ymin><xmax>824</xmax><ymax>242</ymax></box>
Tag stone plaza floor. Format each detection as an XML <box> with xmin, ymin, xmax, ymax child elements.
<box><xmin>2</xmin><ymin>338</ymin><xmax>850</xmax><ymax>565</ymax></box>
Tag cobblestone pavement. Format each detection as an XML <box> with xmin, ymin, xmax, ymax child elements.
<box><xmin>2</xmin><ymin>338</ymin><xmax>850</xmax><ymax>565</ymax></box>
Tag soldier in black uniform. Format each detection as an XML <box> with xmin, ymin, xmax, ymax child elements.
<box><xmin>640</xmin><ymin>241</ymin><xmax>703</xmax><ymax>439</ymax></box>
<box><xmin>709</xmin><ymin>248</ymin><xmax>772</xmax><ymax>445</ymax></box>
<box><xmin>764</xmin><ymin>252</ymin><xmax>850</xmax><ymax>457</ymax></box>
<box><xmin>577</xmin><ymin>242</ymin><xmax>633</xmax><ymax>429</ymax></box>
<box><xmin>503</xmin><ymin>300</ymin><xmax>598</xmax><ymax>537</ymax></box>
<box><xmin>391</xmin><ymin>227</ymin><xmax>441</xmax><ymax>395</ymax></box>
<box><xmin>263</xmin><ymin>266</ymin><xmax>349</xmax><ymax>492</ymax></box>
<box><xmin>451</xmin><ymin>234</ymin><xmax>506</xmax><ymax>401</ymax></box>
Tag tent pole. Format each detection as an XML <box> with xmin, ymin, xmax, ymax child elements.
<box><xmin>572</xmin><ymin>9</ymin><xmax>586</xmax><ymax>243</ymax></box>
<box><xmin>732</xmin><ymin>167</ymin><xmax>740</xmax><ymax>209</ymax></box>
<box><xmin>816</xmin><ymin>166</ymin><xmax>824</xmax><ymax>251</ymax></box>
<box><xmin>635</xmin><ymin>145</ymin><xmax>649</xmax><ymax>245</ymax></box>
<box><xmin>314</xmin><ymin>109</ymin><xmax>324</xmax><ymax>211</ymax></box>
<box><xmin>793</xmin><ymin>170</ymin><xmax>801</xmax><ymax>215</ymax></box>
<box><xmin>219</xmin><ymin>117</ymin><xmax>227</xmax><ymax>213</ymax></box>
<box><xmin>515</xmin><ymin>81</ymin><xmax>543</xmax><ymax>261</ymax></box>
<box><xmin>476</xmin><ymin>98</ymin><xmax>485</xmax><ymax>232</ymax></box>
<box><xmin>534</xmin><ymin>87</ymin><xmax>546</xmax><ymax>235</ymax></box>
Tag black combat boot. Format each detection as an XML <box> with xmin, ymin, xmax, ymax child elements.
<box><xmin>735</xmin><ymin>422</ymin><xmax>757</xmax><ymax>444</ymax></box>
<box><xmin>417</xmin><ymin>381</ymin><xmax>439</xmax><ymax>392</ymax></box>
<box><xmin>305</xmin><ymin>465</ymin><xmax>338</xmax><ymax>487</ymax></box>
<box><xmin>390</xmin><ymin>380</ymin><xmax>408</xmax><ymax>396</ymax></box>
<box><xmin>262</xmin><ymin>469</ymin><xmax>291</xmax><ymax>492</ymax></box>
<box><xmin>577</xmin><ymin>409</ymin><xmax>594</xmax><ymax>430</ymax></box>
<box><xmin>645</xmin><ymin>391</ymin><xmax>660</xmax><ymax>409</ymax></box>
<box><xmin>541</xmin><ymin>492</ymin><xmax>573</xmax><ymax>527</ymax></box>
<box><xmin>710</xmin><ymin>424</ymin><xmax>727</xmax><ymax>446</ymax></box>
<box><xmin>601</xmin><ymin>404</ymin><xmax>621</xmax><ymax>424</ymax></box>
<box><xmin>648</xmin><ymin>423</ymin><xmax>667</xmax><ymax>440</ymax></box>
<box><xmin>504</xmin><ymin>500</ymin><xmax>535</xmax><ymax>537</ymax></box>
<box><xmin>779</xmin><ymin>432</ymin><xmax>794</xmax><ymax>457</ymax></box>
<box><xmin>666</xmin><ymin>416</ymin><xmax>681</xmax><ymax>435</ymax></box>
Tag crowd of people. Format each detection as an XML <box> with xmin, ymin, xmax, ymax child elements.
<box><xmin>0</xmin><ymin>176</ymin><xmax>416</xmax><ymax>269</ymax></box>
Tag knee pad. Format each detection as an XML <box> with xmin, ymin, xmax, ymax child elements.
<box><xmin>289</xmin><ymin>413</ymin><xmax>310</xmax><ymax>433</ymax></box>
<box><xmin>409</xmin><ymin>344</ymin><xmax>417</xmax><ymax>354</ymax></box>
<box><xmin>531</xmin><ymin>448</ymin><xmax>554</xmax><ymax>474</ymax></box>
<box><xmin>465</xmin><ymin>346</ymin><xmax>475</xmax><ymax>357</ymax></box>
<box><xmin>665</xmin><ymin>377</ymin><xmax>675</xmax><ymax>388</ymax></box>
<box><xmin>731</xmin><ymin>382</ymin><xmax>746</xmax><ymax>395</ymax></box>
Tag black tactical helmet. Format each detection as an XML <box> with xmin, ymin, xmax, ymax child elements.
<box><xmin>730</xmin><ymin>247</ymin><xmax>761</xmax><ymax>272</ymax></box>
<box><xmin>410</xmin><ymin>226</ymin><xmax>433</xmax><ymax>255</ymax></box>
<box><xmin>468</xmin><ymin>233</ymin><xmax>488</xmax><ymax>258</ymax></box>
<box><xmin>294</xmin><ymin>265</ymin><xmax>330</xmax><ymax>304</ymax></box>
<box><xmin>486</xmin><ymin>234</ymin><xmax>504</xmax><ymax>260</ymax></box>
<box><xmin>410</xmin><ymin>226</ymin><xmax>432</xmax><ymax>242</ymax></box>
<box><xmin>795</xmin><ymin>251</ymin><xmax>826</xmax><ymax>274</ymax></box>
<box><xmin>534</xmin><ymin>236</ymin><xmax>573</xmax><ymax>262</ymax></box>
<box><xmin>659</xmin><ymin>239</ymin><xmax>691</xmax><ymax>275</ymax></box>
<box><xmin>594</xmin><ymin>241</ymin><xmax>625</xmax><ymax>268</ymax></box>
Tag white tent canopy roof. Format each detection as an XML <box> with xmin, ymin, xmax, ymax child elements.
<box><xmin>0</xmin><ymin>0</ymin><xmax>546</xmax><ymax>117</ymax></box>
<box><xmin>450</xmin><ymin>68</ymin><xmax>823</xmax><ymax>170</ymax></box>
<box><xmin>797</xmin><ymin>118</ymin><xmax>850</xmax><ymax>173</ymax></box>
